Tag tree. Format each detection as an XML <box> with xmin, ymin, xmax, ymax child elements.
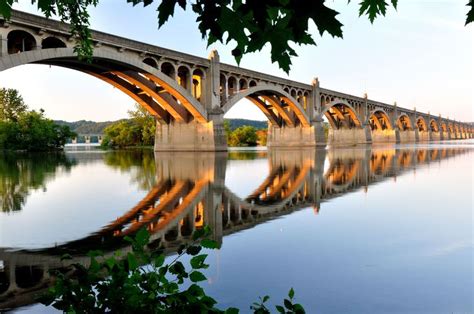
<box><xmin>0</xmin><ymin>88</ymin><xmax>27</xmax><ymax>122</ymax></box>
<box><xmin>127</xmin><ymin>104</ymin><xmax>156</xmax><ymax>146</ymax></box>
<box><xmin>0</xmin><ymin>88</ymin><xmax>76</xmax><ymax>151</ymax></box>
<box><xmin>0</xmin><ymin>1</ymin><xmax>472</xmax><ymax>72</ymax></box>
<box><xmin>228</xmin><ymin>125</ymin><xmax>258</xmax><ymax>147</ymax></box>
<box><xmin>101</xmin><ymin>104</ymin><xmax>156</xmax><ymax>148</ymax></box>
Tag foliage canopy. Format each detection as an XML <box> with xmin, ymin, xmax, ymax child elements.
<box><xmin>0</xmin><ymin>88</ymin><xmax>76</xmax><ymax>151</ymax></box>
<box><xmin>1</xmin><ymin>1</ymin><xmax>472</xmax><ymax>72</ymax></box>
<box><xmin>39</xmin><ymin>226</ymin><xmax>306</xmax><ymax>313</ymax></box>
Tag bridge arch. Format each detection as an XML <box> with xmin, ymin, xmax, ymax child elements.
<box><xmin>416</xmin><ymin>116</ymin><xmax>428</xmax><ymax>132</ymax></box>
<box><xmin>41</xmin><ymin>36</ymin><xmax>66</xmax><ymax>49</ymax></box>
<box><xmin>368</xmin><ymin>109</ymin><xmax>393</xmax><ymax>131</ymax></box>
<box><xmin>429</xmin><ymin>119</ymin><xmax>439</xmax><ymax>132</ymax></box>
<box><xmin>321</xmin><ymin>99</ymin><xmax>363</xmax><ymax>130</ymax></box>
<box><xmin>396</xmin><ymin>113</ymin><xmax>413</xmax><ymax>130</ymax></box>
<box><xmin>0</xmin><ymin>48</ymin><xmax>208</xmax><ymax>123</ymax></box>
<box><xmin>142</xmin><ymin>56</ymin><xmax>159</xmax><ymax>68</ymax></box>
<box><xmin>221</xmin><ymin>84</ymin><xmax>311</xmax><ymax>127</ymax></box>
<box><xmin>7</xmin><ymin>29</ymin><xmax>36</xmax><ymax>54</ymax></box>
<box><xmin>440</xmin><ymin>121</ymin><xmax>448</xmax><ymax>133</ymax></box>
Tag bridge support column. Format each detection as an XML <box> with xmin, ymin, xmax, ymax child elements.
<box><xmin>267</xmin><ymin>125</ymin><xmax>317</xmax><ymax>148</ymax></box>
<box><xmin>371</xmin><ymin>129</ymin><xmax>397</xmax><ymax>144</ymax></box>
<box><xmin>398</xmin><ymin>130</ymin><xmax>417</xmax><ymax>143</ymax></box>
<box><xmin>154</xmin><ymin>115</ymin><xmax>227</xmax><ymax>151</ymax></box>
<box><xmin>0</xmin><ymin>34</ymin><xmax>6</xmax><ymax>57</ymax></box>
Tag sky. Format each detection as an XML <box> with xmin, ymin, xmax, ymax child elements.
<box><xmin>0</xmin><ymin>0</ymin><xmax>472</xmax><ymax>122</ymax></box>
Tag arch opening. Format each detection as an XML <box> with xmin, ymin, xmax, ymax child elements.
<box><xmin>7</xmin><ymin>30</ymin><xmax>36</xmax><ymax>54</ymax></box>
<box><xmin>323</xmin><ymin>103</ymin><xmax>362</xmax><ymax>130</ymax></box>
<box><xmin>223</xmin><ymin>86</ymin><xmax>311</xmax><ymax>128</ymax></box>
<box><xmin>192</xmin><ymin>69</ymin><xmax>205</xmax><ymax>101</ymax></box>
<box><xmin>430</xmin><ymin>119</ymin><xmax>439</xmax><ymax>132</ymax></box>
<box><xmin>416</xmin><ymin>117</ymin><xmax>428</xmax><ymax>132</ymax></box>
<box><xmin>41</xmin><ymin>37</ymin><xmax>66</xmax><ymax>49</ymax></box>
<box><xmin>160</xmin><ymin>62</ymin><xmax>176</xmax><ymax>79</ymax></box>
<box><xmin>177</xmin><ymin>66</ymin><xmax>190</xmax><ymax>90</ymax></box>
<box><xmin>369</xmin><ymin>110</ymin><xmax>392</xmax><ymax>131</ymax></box>
<box><xmin>143</xmin><ymin>57</ymin><xmax>158</xmax><ymax>68</ymax></box>
<box><xmin>397</xmin><ymin>114</ymin><xmax>412</xmax><ymax>131</ymax></box>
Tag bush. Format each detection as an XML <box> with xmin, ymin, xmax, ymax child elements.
<box><xmin>39</xmin><ymin>227</ymin><xmax>305</xmax><ymax>313</ymax></box>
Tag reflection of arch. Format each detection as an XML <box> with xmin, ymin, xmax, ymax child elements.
<box><xmin>369</xmin><ymin>109</ymin><xmax>392</xmax><ymax>131</ymax></box>
<box><xmin>321</xmin><ymin>100</ymin><xmax>362</xmax><ymax>129</ymax></box>
<box><xmin>370</xmin><ymin>151</ymin><xmax>395</xmax><ymax>177</ymax></box>
<box><xmin>0</xmin><ymin>271</ymin><xmax>9</xmax><ymax>294</ymax></box>
<box><xmin>7</xmin><ymin>30</ymin><xmax>36</xmax><ymax>54</ymax></box>
<box><xmin>397</xmin><ymin>150</ymin><xmax>412</xmax><ymax>169</ymax></box>
<box><xmin>416</xmin><ymin>117</ymin><xmax>428</xmax><ymax>131</ymax></box>
<box><xmin>15</xmin><ymin>266</ymin><xmax>43</xmax><ymax>289</ymax></box>
<box><xmin>221</xmin><ymin>84</ymin><xmax>311</xmax><ymax>127</ymax></box>
<box><xmin>324</xmin><ymin>158</ymin><xmax>360</xmax><ymax>191</ymax></box>
<box><xmin>41</xmin><ymin>37</ymin><xmax>66</xmax><ymax>49</ymax></box>
<box><xmin>0</xmin><ymin>48</ymin><xmax>208</xmax><ymax>123</ymax></box>
<box><xmin>397</xmin><ymin>114</ymin><xmax>413</xmax><ymax>130</ymax></box>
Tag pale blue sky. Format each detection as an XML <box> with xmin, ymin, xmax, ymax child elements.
<box><xmin>1</xmin><ymin>0</ymin><xmax>472</xmax><ymax>122</ymax></box>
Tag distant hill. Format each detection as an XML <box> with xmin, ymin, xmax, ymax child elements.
<box><xmin>225</xmin><ymin>119</ymin><xmax>267</xmax><ymax>130</ymax></box>
<box><xmin>54</xmin><ymin>120</ymin><xmax>119</xmax><ymax>134</ymax></box>
<box><xmin>55</xmin><ymin>118</ymin><xmax>267</xmax><ymax>134</ymax></box>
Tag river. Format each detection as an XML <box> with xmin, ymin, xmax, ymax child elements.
<box><xmin>0</xmin><ymin>142</ymin><xmax>473</xmax><ymax>313</ymax></box>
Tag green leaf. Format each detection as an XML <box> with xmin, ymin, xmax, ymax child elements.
<box><xmin>276</xmin><ymin>305</ymin><xmax>285</xmax><ymax>313</ymax></box>
<box><xmin>284</xmin><ymin>298</ymin><xmax>293</xmax><ymax>310</ymax></box>
<box><xmin>201</xmin><ymin>238</ymin><xmax>219</xmax><ymax>249</ymax></box>
<box><xmin>288</xmin><ymin>287</ymin><xmax>295</xmax><ymax>299</ymax></box>
<box><xmin>293</xmin><ymin>303</ymin><xmax>306</xmax><ymax>314</ymax></box>
<box><xmin>225</xmin><ymin>308</ymin><xmax>240</xmax><ymax>314</ymax></box>
<box><xmin>154</xmin><ymin>254</ymin><xmax>165</xmax><ymax>267</ymax></box>
<box><xmin>262</xmin><ymin>295</ymin><xmax>270</xmax><ymax>303</ymax></box>
<box><xmin>157</xmin><ymin>0</ymin><xmax>186</xmax><ymax>27</ymax></box>
<box><xmin>127</xmin><ymin>252</ymin><xmax>138</xmax><ymax>270</ymax></box>
<box><xmin>189</xmin><ymin>271</ymin><xmax>207</xmax><ymax>282</ymax></box>
<box><xmin>0</xmin><ymin>0</ymin><xmax>15</xmax><ymax>19</ymax></box>
<box><xmin>467</xmin><ymin>0</ymin><xmax>474</xmax><ymax>25</ymax></box>
<box><xmin>135</xmin><ymin>228</ymin><xmax>150</xmax><ymax>247</ymax></box>
<box><xmin>190</xmin><ymin>254</ymin><xmax>208</xmax><ymax>269</ymax></box>
<box><xmin>186</xmin><ymin>245</ymin><xmax>202</xmax><ymax>255</ymax></box>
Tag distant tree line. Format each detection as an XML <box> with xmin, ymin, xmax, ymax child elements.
<box><xmin>0</xmin><ymin>88</ymin><xmax>76</xmax><ymax>151</ymax></box>
<box><xmin>55</xmin><ymin>119</ymin><xmax>117</xmax><ymax>134</ymax></box>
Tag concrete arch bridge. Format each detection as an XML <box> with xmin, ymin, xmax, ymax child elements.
<box><xmin>1</xmin><ymin>11</ymin><xmax>472</xmax><ymax>151</ymax></box>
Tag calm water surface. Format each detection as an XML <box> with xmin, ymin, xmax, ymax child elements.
<box><xmin>0</xmin><ymin>142</ymin><xmax>473</xmax><ymax>313</ymax></box>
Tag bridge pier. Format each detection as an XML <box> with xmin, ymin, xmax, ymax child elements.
<box><xmin>267</xmin><ymin>124</ymin><xmax>319</xmax><ymax>148</ymax></box>
<box><xmin>430</xmin><ymin>131</ymin><xmax>441</xmax><ymax>141</ymax></box>
<box><xmin>371</xmin><ymin>129</ymin><xmax>397</xmax><ymax>143</ymax></box>
<box><xmin>327</xmin><ymin>127</ymin><xmax>370</xmax><ymax>146</ymax></box>
<box><xmin>154</xmin><ymin>119</ymin><xmax>227</xmax><ymax>152</ymax></box>
<box><xmin>397</xmin><ymin>129</ymin><xmax>417</xmax><ymax>143</ymax></box>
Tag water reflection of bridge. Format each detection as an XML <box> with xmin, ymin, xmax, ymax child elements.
<box><xmin>0</xmin><ymin>146</ymin><xmax>471</xmax><ymax>310</ymax></box>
